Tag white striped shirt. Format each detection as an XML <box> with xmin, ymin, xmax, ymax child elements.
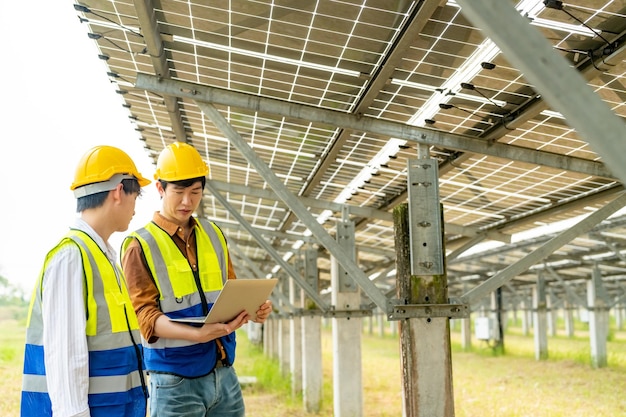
<box><xmin>41</xmin><ymin>218</ymin><xmax>119</xmax><ymax>417</ymax></box>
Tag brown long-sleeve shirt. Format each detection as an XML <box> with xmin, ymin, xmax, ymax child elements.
<box><xmin>121</xmin><ymin>212</ymin><xmax>237</xmax><ymax>343</ymax></box>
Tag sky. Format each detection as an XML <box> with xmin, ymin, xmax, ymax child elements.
<box><xmin>0</xmin><ymin>1</ymin><xmax>161</xmax><ymax>294</ymax></box>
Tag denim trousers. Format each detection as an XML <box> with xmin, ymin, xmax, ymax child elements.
<box><xmin>149</xmin><ymin>366</ymin><xmax>245</xmax><ymax>417</ymax></box>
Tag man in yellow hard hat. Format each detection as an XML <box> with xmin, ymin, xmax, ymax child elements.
<box><xmin>21</xmin><ymin>145</ymin><xmax>151</xmax><ymax>417</ymax></box>
<box><xmin>121</xmin><ymin>141</ymin><xmax>272</xmax><ymax>417</ymax></box>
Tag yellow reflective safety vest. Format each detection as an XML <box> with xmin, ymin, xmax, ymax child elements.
<box><xmin>123</xmin><ymin>219</ymin><xmax>233</xmax><ymax>377</ymax></box>
<box><xmin>21</xmin><ymin>229</ymin><xmax>147</xmax><ymax>417</ymax></box>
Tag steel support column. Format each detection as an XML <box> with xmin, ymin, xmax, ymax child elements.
<box><xmin>331</xmin><ymin>208</ymin><xmax>363</xmax><ymax>416</ymax></box>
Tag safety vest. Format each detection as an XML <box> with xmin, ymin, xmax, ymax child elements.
<box><xmin>21</xmin><ymin>229</ymin><xmax>146</xmax><ymax>416</ymax></box>
<box><xmin>123</xmin><ymin>219</ymin><xmax>234</xmax><ymax>377</ymax></box>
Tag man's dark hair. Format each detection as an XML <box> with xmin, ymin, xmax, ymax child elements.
<box><xmin>76</xmin><ymin>178</ymin><xmax>142</xmax><ymax>212</ymax></box>
<box><xmin>158</xmin><ymin>176</ymin><xmax>206</xmax><ymax>191</ymax></box>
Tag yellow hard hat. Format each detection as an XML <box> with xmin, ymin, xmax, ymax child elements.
<box><xmin>154</xmin><ymin>142</ymin><xmax>209</xmax><ymax>181</ymax></box>
<box><xmin>70</xmin><ymin>145</ymin><xmax>151</xmax><ymax>197</ymax></box>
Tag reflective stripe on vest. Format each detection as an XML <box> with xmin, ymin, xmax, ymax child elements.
<box><xmin>124</xmin><ymin>219</ymin><xmax>236</xmax><ymax>377</ymax></box>
<box><xmin>21</xmin><ymin>230</ymin><xmax>145</xmax><ymax>414</ymax></box>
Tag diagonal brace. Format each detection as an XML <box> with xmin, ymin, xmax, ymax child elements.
<box><xmin>198</xmin><ymin>101</ymin><xmax>389</xmax><ymax>311</ymax></box>
<box><xmin>461</xmin><ymin>192</ymin><xmax>626</xmax><ymax>305</ymax></box>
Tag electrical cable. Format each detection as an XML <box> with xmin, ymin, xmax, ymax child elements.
<box><xmin>460</xmin><ymin>82</ymin><xmax>505</xmax><ymax>109</ymax></box>
<box><xmin>74</xmin><ymin>4</ymin><xmax>143</xmax><ymax>38</ymax></box>
<box><xmin>100</xmin><ymin>36</ymin><xmax>148</xmax><ymax>55</ymax></box>
<box><xmin>543</xmin><ymin>1</ymin><xmax>612</xmax><ymax>46</ymax></box>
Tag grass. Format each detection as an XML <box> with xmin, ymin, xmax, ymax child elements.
<box><xmin>240</xmin><ymin>321</ymin><xmax>626</xmax><ymax>416</ymax></box>
<box><xmin>4</xmin><ymin>314</ymin><xmax>626</xmax><ymax>416</ymax></box>
<box><xmin>0</xmin><ymin>319</ymin><xmax>26</xmax><ymax>417</ymax></box>
<box><xmin>450</xmin><ymin>334</ymin><xmax>626</xmax><ymax>416</ymax></box>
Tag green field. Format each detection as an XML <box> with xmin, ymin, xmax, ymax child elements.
<box><xmin>4</xmin><ymin>315</ymin><xmax>626</xmax><ymax>416</ymax></box>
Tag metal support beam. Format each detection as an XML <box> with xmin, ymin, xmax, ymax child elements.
<box><xmin>134</xmin><ymin>73</ymin><xmax>612</xmax><ymax>179</ymax></box>
<box><xmin>331</xmin><ymin>206</ymin><xmax>364</xmax><ymax>416</ymax></box>
<box><xmin>271</xmin><ymin>0</ymin><xmax>484</xmax><ymax>235</ymax></box>
<box><xmin>204</xmin><ymin>181</ymin><xmax>328</xmax><ymax>310</ymax></box>
<box><xmin>209</xmin><ymin>179</ymin><xmax>393</xmax><ymax>221</ymax></box>
<box><xmin>301</xmin><ymin>246</ymin><xmax>322</xmax><ymax>412</ymax></box>
<box><xmin>292</xmin><ymin>309</ymin><xmax>373</xmax><ymax>319</ymax></box>
<box><xmin>455</xmin><ymin>0</ymin><xmax>626</xmax><ymax>188</ymax></box>
<box><xmin>336</xmin><ymin>207</ymin><xmax>358</xmax><ymax>293</ymax></box>
<box><xmin>407</xmin><ymin>159</ymin><xmax>444</xmax><ymax>275</ymax></box>
<box><xmin>446</xmin><ymin>224</ymin><xmax>510</xmax><ymax>244</ymax></box>
<box><xmin>209</xmin><ymin>179</ymin><xmax>510</xmax><ymax>243</ymax></box>
<box><xmin>304</xmin><ymin>247</ymin><xmax>320</xmax><ymax>301</ymax></box>
<box><xmin>197</xmin><ymin>101</ymin><xmax>389</xmax><ymax>311</ymax></box>
<box><xmin>388</xmin><ymin>303</ymin><xmax>469</xmax><ymax>320</ymax></box>
<box><xmin>592</xmin><ymin>263</ymin><xmax>612</xmax><ymax>306</ymax></box>
<box><xmin>439</xmin><ymin>27</ymin><xmax>626</xmax><ymax>177</ymax></box>
<box><xmin>446</xmin><ymin>235</ymin><xmax>485</xmax><ymax>263</ymax></box>
<box><xmin>394</xmin><ymin>202</ymin><xmax>455</xmax><ymax>416</ymax></box>
<box><xmin>461</xmin><ymin>192</ymin><xmax>626</xmax><ymax>305</ymax></box>
<box><xmin>610</xmin><ymin>290</ymin><xmax>626</xmax><ymax>310</ymax></box>
<box><xmin>546</xmin><ymin>267</ymin><xmax>587</xmax><ymax>308</ymax></box>
<box><xmin>589</xmin><ymin>265</ymin><xmax>609</xmax><ymax>368</ymax></box>
<box><xmin>213</xmin><ymin>220</ymin><xmax>315</xmax><ymax>245</ymax></box>
<box><xmin>447</xmin><ymin>185</ymin><xmax>624</xmax><ymax>252</ymax></box>
<box><xmin>133</xmin><ymin>0</ymin><xmax>187</xmax><ymax>142</ymax></box>
<box><xmin>227</xmin><ymin>240</ymin><xmax>293</xmax><ymax>312</ymax></box>
<box><xmin>533</xmin><ymin>273</ymin><xmax>548</xmax><ymax>360</ymax></box>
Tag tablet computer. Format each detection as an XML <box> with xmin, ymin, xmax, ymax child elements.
<box><xmin>170</xmin><ymin>278</ymin><xmax>278</xmax><ymax>324</ymax></box>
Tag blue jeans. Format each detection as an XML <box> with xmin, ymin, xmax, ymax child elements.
<box><xmin>149</xmin><ymin>366</ymin><xmax>245</xmax><ymax>417</ymax></box>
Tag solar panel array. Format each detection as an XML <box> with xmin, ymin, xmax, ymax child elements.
<box><xmin>74</xmin><ymin>0</ymin><xmax>626</xmax><ymax>305</ymax></box>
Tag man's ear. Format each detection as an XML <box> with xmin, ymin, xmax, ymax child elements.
<box><xmin>155</xmin><ymin>180</ymin><xmax>165</xmax><ymax>196</ymax></box>
<box><xmin>110</xmin><ymin>183</ymin><xmax>125</xmax><ymax>204</ymax></box>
